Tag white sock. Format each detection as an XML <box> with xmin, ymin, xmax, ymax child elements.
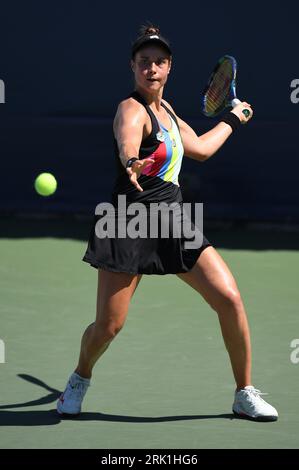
<box><xmin>72</xmin><ymin>372</ymin><xmax>90</xmax><ymax>385</ymax></box>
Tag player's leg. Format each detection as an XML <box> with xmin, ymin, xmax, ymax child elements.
<box><xmin>75</xmin><ymin>269</ymin><xmax>142</xmax><ymax>379</ymax></box>
<box><xmin>177</xmin><ymin>246</ymin><xmax>278</xmax><ymax>421</ymax></box>
<box><xmin>178</xmin><ymin>246</ymin><xmax>251</xmax><ymax>389</ymax></box>
<box><xmin>57</xmin><ymin>269</ymin><xmax>141</xmax><ymax>415</ymax></box>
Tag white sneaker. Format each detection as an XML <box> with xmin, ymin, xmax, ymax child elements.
<box><xmin>232</xmin><ymin>385</ymin><xmax>278</xmax><ymax>422</ymax></box>
<box><xmin>57</xmin><ymin>372</ymin><xmax>90</xmax><ymax>415</ymax></box>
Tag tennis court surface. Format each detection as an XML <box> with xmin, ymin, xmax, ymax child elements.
<box><xmin>1</xmin><ymin>218</ymin><xmax>298</xmax><ymax>449</ymax></box>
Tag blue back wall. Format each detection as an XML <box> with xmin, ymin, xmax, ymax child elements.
<box><xmin>1</xmin><ymin>1</ymin><xmax>298</xmax><ymax>221</ymax></box>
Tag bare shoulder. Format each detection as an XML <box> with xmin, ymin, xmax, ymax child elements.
<box><xmin>114</xmin><ymin>97</ymin><xmax>147</xmax><ymax>126</ymax></box>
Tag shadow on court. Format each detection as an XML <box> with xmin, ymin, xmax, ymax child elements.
<box><xmin>1</xmin><ymin>216</ymin><xmax>299</xmax><ymax>250</ymax></box>
<box><xmin>0</xmin><ymin>374</ymin><xmax>234</xmax><ymax>426</ymax></box>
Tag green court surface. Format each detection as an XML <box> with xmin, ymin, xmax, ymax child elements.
<box><xmin>0</xmin><ymin>218</ymin><xmax>299</xmax><ymax>449</ymax></box>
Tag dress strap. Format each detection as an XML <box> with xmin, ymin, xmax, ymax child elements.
<box><xmin>161</xmin><ymin>102</ymin><xmax>180</xmax><ymax>131</ymax></box>
<box><xmin>129</xmin><ymin>91</ymin><xmax>160</xmax><ymax>137</ymax></box>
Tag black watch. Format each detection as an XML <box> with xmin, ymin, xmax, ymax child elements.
<box><xmin>126</xmin><ymin>157</ymin><xmax>139</xmax><ymax>168</ymax></box>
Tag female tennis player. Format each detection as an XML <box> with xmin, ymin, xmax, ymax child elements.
<box><xmin>57</xmin><ymin>25</ymin><xmax>278</xmax><ymax>422</ymax></box>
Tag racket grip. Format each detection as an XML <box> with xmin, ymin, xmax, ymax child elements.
<box><xmin>231</xmin><ymin>98</ymin><xmax>250</xmax><ymax>118</ymax></box>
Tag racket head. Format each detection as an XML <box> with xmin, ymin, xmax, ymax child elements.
<box><xmin>201</xmin><ymin>55</ymin><xmax>238</xmax><ymax>117</ymax></box>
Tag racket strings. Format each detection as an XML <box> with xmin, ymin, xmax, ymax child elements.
<box><xmin>203</xmin><ymin>59</ymin><xmax>234</xmax><ymax>115</ymax></box>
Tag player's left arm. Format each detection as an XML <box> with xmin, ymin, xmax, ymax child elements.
<box><xmin>162</xmin><ymin>99</ymin><xmax>250</xmax><ymax>161</ymax></box>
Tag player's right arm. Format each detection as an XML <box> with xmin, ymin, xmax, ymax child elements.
<box><xmin>113</xmin><ymin>99</ymin><xmax>154</xmax><ymax>192</ymax></box>
<box><xmin>162</xmin><ymin>98</ymin><xmax>252</xmax><ymax>162</ymax></box>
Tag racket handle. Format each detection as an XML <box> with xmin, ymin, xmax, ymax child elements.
<box><xmin>231</xmin><ymin>98</ymin><xmax>251</xmax><ymax>118</ymax></box>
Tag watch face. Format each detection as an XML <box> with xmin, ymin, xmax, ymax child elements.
<box><xmin>126</xmin><ymin>158</ymin><xmax>137</xmax><ymax>168</ymax></box>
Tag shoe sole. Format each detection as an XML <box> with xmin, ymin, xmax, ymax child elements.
<box><xmin>56</xmin><ymin>409</ymin><xmax>80</xmax><ymax>417</ymax></box>
<box><xmin>56</xmin><ymin>403</ymin><xmax>81</xmax><ymax>417</ymax></box>
<box><xmin>233</xmin><ymin>410</ymin><xmax>278</xmax><ymax>422</ymax></box>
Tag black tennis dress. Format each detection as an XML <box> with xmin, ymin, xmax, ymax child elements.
<box><xmin>82</xmin><ymin>91</ymin><xmax>211</xmax><ymax>274</ymax></box>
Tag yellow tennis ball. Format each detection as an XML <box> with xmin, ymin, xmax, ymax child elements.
<box><xmin>34</xmin><ymin>173</ymin><xmax>57</xmax><ymax>196</ymax></box>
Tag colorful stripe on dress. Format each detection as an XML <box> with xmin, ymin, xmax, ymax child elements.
<box><xmin>141</xmin><ymin>116</ymin><xmax>184</xmax><ymax>186</ymax></box>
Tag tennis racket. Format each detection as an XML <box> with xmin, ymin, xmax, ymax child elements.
<box><xmin>201</xmin><ymin>55</ymin><xmax>250</xmax><ymax>118</ymax></box>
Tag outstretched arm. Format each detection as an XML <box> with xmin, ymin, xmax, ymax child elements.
<box><xmin>113</xmin><ymin>99</ymin><xmax>155</xmax><ymax>191</ymax></box>
<box><xmin>113</xmin><ymin>99</ymin><xmax>145</xmax><ymax>168</ymax></box>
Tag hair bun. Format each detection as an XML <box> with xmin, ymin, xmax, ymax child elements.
<box><xmin>146</xmin><ymin>26</ymin><xmax>160</xmax><ymax>35</ymax></box>
<box><xmin>139</xmin><ymin>24</ymin><xmax>160</xmax><ymax>37</ymax></box>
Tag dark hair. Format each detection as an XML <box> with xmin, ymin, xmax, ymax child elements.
<box><xmin>131</xmin><ymin>23</ymin><xmax>172</xmax><ymax>59</ymax></box>
<box><xmin>138</xmin><ymin>23</ymin><xmax>160</xmax><ymax>37</ymax></box>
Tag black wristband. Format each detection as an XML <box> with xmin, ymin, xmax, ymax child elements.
<box><xmin>125</xmin><ymin>157</ymin><xmax>139</xmax><ymax>169</ymax></box>
<box><xmin>220</xmin><ymin>112</ymin><xmax>241</xmax><ymax>132</ymax></box>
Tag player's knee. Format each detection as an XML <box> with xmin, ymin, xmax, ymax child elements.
<box><xmin>106</xmin><ymin>321</ymin><xmax>124</xmax><ymax>339</ymax></box>
<box><xmin>213</xmin><ymin>287</ymin><xmax>243</xmax><ymax>314</ymax></box>
<box><xmin>95</xmin><ymin>319</ymin><xmax>125</xmax><ymax>343</ymax></box>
